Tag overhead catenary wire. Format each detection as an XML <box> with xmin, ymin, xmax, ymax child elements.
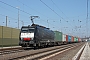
<box><xmin>17</xmin><ymin>0</ymin><xmax>50</xmax><ymax>19</ymax></box>
<box><xmin>40</xmin><ymin>0</ymin><xmax>79</xmax><ymax>34</ymax></box>
<box><xmin>0</xmin><ymin>3</ymin><xmax>31</xmax><ymax>22</ymax></box>
<box><xmin>16</xmin><ymin>0</ymin><xmax>64</xmax><ymax>30</ymax></box>
<box><xmin>50</xmin><ymin>0</ymin><xmax>90</xmax><ymax>36</ymax></box>
<box><xmin>51</xmin><ymin>0</ymin><xmax>69</xmax><ymax>19</ymax></box>
<box><xmin>0</xmin><ymin>13</ymin><xmax>30</xmax><ymax>27</ymax></box>
<box><xmin>0</xmin><ymin>0</ymin><xmax>87</xmax><ymax>28</ymax></box>
<box><xmin>17</xmin><ymin>0</ymin><xmax>66</xmax><ymax>29</ymax></box>
<box><xmin>0</xmin><ymin>0</ymin><xmax>31</xmax><ymax>15</ymax></box>
<box><xmin>40</xmin><ymin>0</ymin><xmax>63</xmax><ymax>19</ymax></box>
<box><xmin>0</xmin><ymin>0</ymin><xmax>89</xmax><ymax>37</ymax></box>
<box><xmin>0</xmin><ymin>0</ymin><xmax>33</xmax><ymax>28</ymax></box>
<box><xmin>0</xmin><ymin>0</ymin><xmax>59</xmax><ymax>29</ymax></box>
<box><xmin>51</xmin><ymin>0</ymin><xmax>86</xmax><ymax>27</ymax></box>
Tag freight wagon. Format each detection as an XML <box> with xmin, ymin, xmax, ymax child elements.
<box><xmin>62</xmin><ymin>34</ymin><xmax>67</xmax><ymax>44</ymax></box>
<box><xmin>54</xmin><ymin>31</ymin><xmax>81</xmax><ymax>44</ymax></box>
<box><xmin>68</xmin><ymin>35</ymin><xmax>72</xmax><ymax>43</ymax></box>
<box><xmin>54</xmin><ymin>31</ymin><xmax>63</xmax><ymax>45</ymax></box>
<box><xmin>71</xmin><ymin>36</ymin><xmax>74</xmax><ymax>42</ymax></box>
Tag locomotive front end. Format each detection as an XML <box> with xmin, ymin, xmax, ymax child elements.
<box><xmin>19</xmin><ymin>26</ymin><xmax>35</xmax><ymax>47</ymax></box>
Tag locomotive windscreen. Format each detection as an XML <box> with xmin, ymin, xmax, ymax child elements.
<box><xmin>21</xmin><ymin>27</ymin><xmax>35</xmax><ymax>33</ymax></box>
<box><xmin>28</xmin><ymin>28</ymin><xmax>35</xmax><ymax>33</ymax></box>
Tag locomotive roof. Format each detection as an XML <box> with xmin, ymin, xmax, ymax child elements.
<box><xmin>31</xmin><ymin>24</ymin><xmax>50</xmax><ymax>29</ymax></box>
<box><xmin>21</xmin><ymin>25</ymin><xmax>34</xmax><ymax>28</ymax></box>
<box><xmin>21</xmin><ymin>24</ymin><xmax>50</xmax><ymax>29</ymax></box>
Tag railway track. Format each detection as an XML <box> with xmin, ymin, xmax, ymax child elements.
<box><xmin>19</xmin><ymin>45</ymin><xmax>73</xmax><ymax>60</ymax></box>
<box><xmin>0</xmin><ymin>43</ymin><xmax>83</xmax><ymax>60</ymax></box>
<box><xmin>0</xmin><ymin>42</ymin><xmax>84</xmax><ymax>60</ymax></box>
<box><xmin>19</xmin><ymin>43</ymin><xmax>84</xmax><ymax>60</ymax></box>
<box><xmin>0</xmin><ymin>49</ymin><xmax>25</xmax><ymax>55</ymax></box>
<box><xmin>0</xmin><ymin>46</ymin><xmax>24</xmax><ymax>55</ymax></box>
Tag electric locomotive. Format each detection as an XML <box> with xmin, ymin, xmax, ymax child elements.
<box><xmin>19</xmin><ymin>24</ymin><xmax>55</xmax><ymax>48</ymax></box>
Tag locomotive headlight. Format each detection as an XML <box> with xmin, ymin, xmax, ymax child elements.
<box><xmin>21</xmin><ymin>38</ymin><xmax>23</xmax><ymax>40</ymax></box>
<box><xmin>31</xmin><ymin>37</ymin><xmax>34</xmax><ymax>40</ymax></box>
<box><xmin>21</xmin><ymin>33</ymin><xmax>23</xmax><ymax>36</ymax></box>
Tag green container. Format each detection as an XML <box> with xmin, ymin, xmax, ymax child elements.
<box><xmin>74</xmin><ymin>37</ymin><xmax>78</xmax><ymax>42</ymax></box>
<box><xmin>54</xmin><ymin>31</ymin><xmax>62</xmax><ymax>41</ymax></box>
<box><xmin>76</xmin><ymin>37</ymin><xmax>78</xmax><ymax>42</ymax></box>
<box><xmin>74</xmin><ymin>37</ymin><xmax>76</xmax><ymax>42</ymax></box>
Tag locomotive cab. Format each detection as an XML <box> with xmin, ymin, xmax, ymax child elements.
<box><xmin>19</xmin><ymin>25</ymin><xmax>35</xmax><ymax>47</ymax></box>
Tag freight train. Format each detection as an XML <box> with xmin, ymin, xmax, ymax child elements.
<box><xmin>19</xmin><ymin>24</ymin><xmax>81</xmax><ymax>48</ymax></box>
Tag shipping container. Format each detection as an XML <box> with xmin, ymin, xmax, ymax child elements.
<box><xmin>74</xmin><ymin>37</ymin><xmax>76</xmax><ymax>42</ymax></box>
<box><xmin>74</xmin><ymin>37</ymin><xmax>78</xmax><ymax>42</ymax></box>
<box><xmin>68</xmin><ymin>35</ymin><xmax>71</xmax><ymax>42</ymax></box>
<box><xmin>78</xmin><ymin>38</ymin><xmax>81</xmax><ymax>42</ymax></box>
<box><xmin>71</xmin><ymin>36</ymin><xmax>74</xmax><ymax>42</ymax></box>
<box><xmin>62</xmin><ymin>34</ymin><xmax>66</xmax><ymax>42</ymax></box>
<box><xmin>54</xmin><ymin>31</ymin><xmax>62</xmax><ymax>41</ymax></box>
<box><xmin>66</xmin><ymin>35</ymin><xmax>68</xmax><ymax>42</ymax></box>
<box><xmin>76</xmin><ymin>37</ymin><xmax>78</xmax><ymax>42</ymax></box>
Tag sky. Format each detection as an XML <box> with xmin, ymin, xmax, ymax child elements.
<box><xmin>0</xmin><ymin>0</ymin><xmax>90</xmax><ymax>38</ymax></box>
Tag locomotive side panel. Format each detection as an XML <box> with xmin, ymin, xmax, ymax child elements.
<box><xmin>35</xmin><ymin>26</ymin><xmax>54</xmax><ymax>42</ymax></box>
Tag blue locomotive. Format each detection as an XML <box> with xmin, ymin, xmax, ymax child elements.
<box><xmin>19</xmin><ymin>24</ymin><xmax>55</xmax><ymax>48</ymax></box>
